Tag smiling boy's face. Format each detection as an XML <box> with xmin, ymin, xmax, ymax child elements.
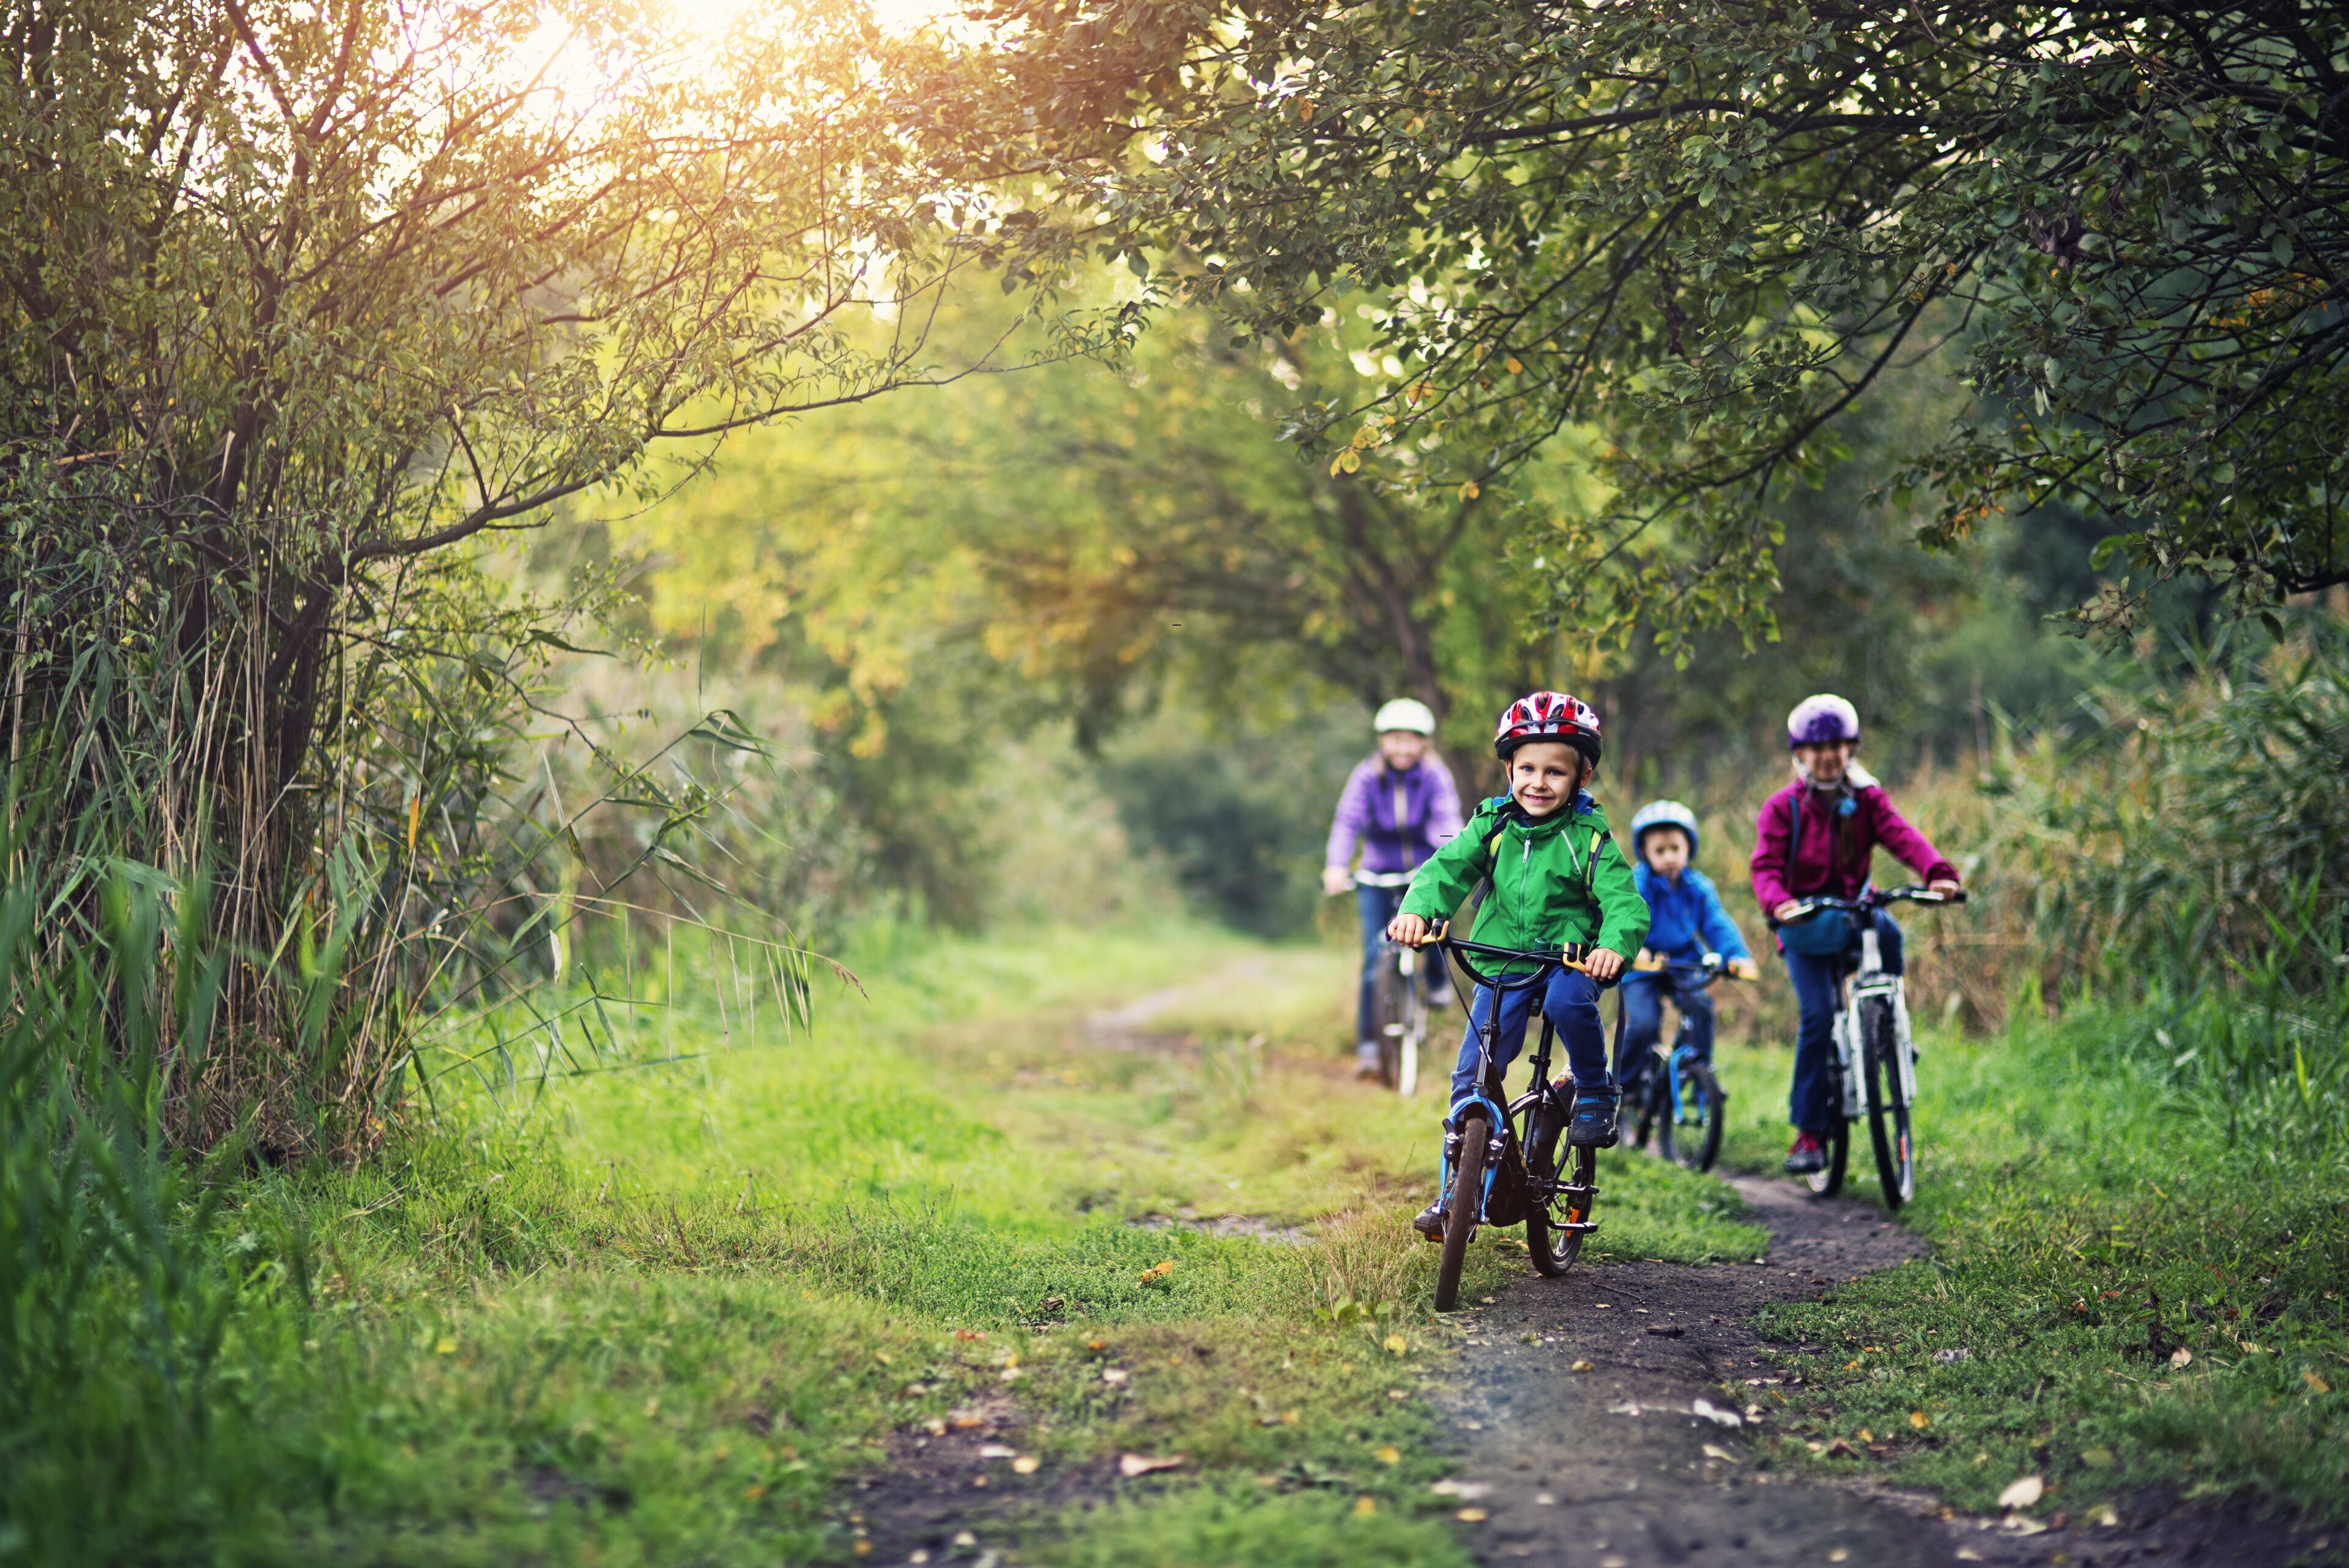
<box><xmin>1506</xmin><ymin>740</ymin><xmax>1584</xmax><ymax>817</ymax></box>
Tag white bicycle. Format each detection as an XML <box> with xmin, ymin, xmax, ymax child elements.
<box><xmin>1776</xmin><ymin>885</ymin><xmax>1966</xmax><ymax>1209</ymax></box>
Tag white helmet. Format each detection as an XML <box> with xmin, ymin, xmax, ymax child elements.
<box><xmin>1373</xmin><ymin>698</ymin><xmax>1437</xmax><ymax>737</ymax></box>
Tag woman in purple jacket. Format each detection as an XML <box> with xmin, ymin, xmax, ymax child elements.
<box><xmin>1323</xmin><ymin>699</ymin><xmax>1463</xmax><ymax>1077</ymax></box>
<box><xmin>1750</xmin><ymin>695</ymin><xmax>1962</xmax><ymax>1175</ymax></box>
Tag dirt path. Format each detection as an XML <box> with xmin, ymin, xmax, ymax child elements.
<box><xmin>1436</xmin><ymin>1174</ymin><xmax>2337</xmax><ymax>1568</ymax></box>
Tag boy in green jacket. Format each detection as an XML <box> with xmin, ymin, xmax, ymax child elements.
<box><xmin>1386</xmin><ymin>691</ymin><xmax>1650</xmax><ymax>1241</ymax></box>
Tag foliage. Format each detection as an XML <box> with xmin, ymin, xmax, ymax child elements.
<box><xmin>1976</xmin><ymin>611</ymin><xmax>2349</xmax><ymax>989</ymax></box>
<box><xmin>0</xmin><ymin>0</ymin><xmax>1115</xmax><ymax>1151</ymax></box>
<box><xmin>990</xmin><ymin>0</ymin><xmax>2349</xmax><ymax>644</ymax></box>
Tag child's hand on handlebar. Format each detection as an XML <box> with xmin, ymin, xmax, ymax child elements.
<box><xmin>1728</xmin><ymin>956</ymin><xmax>1761</xmax><ymax>981</ymax></box>
<box><xmin>1772</xmin><ymin>899</ymin><xmax>1804</xmax><ymax>923</ymax></box>
<box><xmin>1321</xmin><ymin>865</ymin><xmax>1353</xmax><ymax>897</ymax></box>
<box><xmin>1928</xmin><ymin>879</ymin><xmax>1961</xmax><ymax>896</ymax></box>
<box><xmin>1386</xmin><ymin>911</ymin><xmax>1434</xmax><ymax>945</ymax></box>
<box><xmin>1584</xmin><ymin>946</ymin><xmax>1625</xmax><ymax>982</ymax></box>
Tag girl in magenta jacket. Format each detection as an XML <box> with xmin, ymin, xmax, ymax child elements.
<box><xmin>1750</xmin><ymin>696</ymin><xmax>1961</xmax><ymax>1175</ymax></box>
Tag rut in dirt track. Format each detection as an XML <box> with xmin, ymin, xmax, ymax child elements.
<box><xmin>1438</xmin><ymin>1173</ymin><xmax>2337</xmax><ymax>1568</ymax></box>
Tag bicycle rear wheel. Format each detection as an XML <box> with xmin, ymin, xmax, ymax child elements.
<box><xmin>1525</xmin><ymin>1122</ymin><xmax>1596</xmax><ymax>1277</ymax></box>
<box><xmin>1806</xmin><ymin>1118</ymin><xmax>1849</xmax><ymax>1197</ymax></box>
<box><xmin>1669</xmin><ymin>1057</ymin><xmax>1725</xmax><ymax>1173</ymax></box>
<box><xmin>1434</xmin><ymin>1113</ymin><xmax>1488</xmax><ymax>1312</ymax></box>
<box><xmin>1861</xmin><ymin>998</ymin><xmax>1915</xmax><ymax>1208</ymax></box>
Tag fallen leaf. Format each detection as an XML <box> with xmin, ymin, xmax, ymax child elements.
<box><xmin>1375</xmin><ymin>1446</ymin><xmax>1401</xmax><ymax>1465</ymax></box>
<box><xmin>1998</xmin><ymin>1474</ymin><xmax>2046</xmax><ymax>1510</ymax></box>
<box><xmin>1431</xmin><ymin>1480</ymin><xmax>1491</xmax><ymax>1500</ymax></box>
<box><xmin>2305</xmin><ymin>1369</ymin><xmax>2332</xmax><ymax>1394</ymax></box>
<box><xmin>1858</xmin><ymin>1428</ymin><xmax>1875</xmax><ymax>1444</ymax></box>
<box><xmin>1455</xmin><ymin>1507</ymin><xmax>1488</xmax><ymax>1523</ymax></box>
<box><xmin>1956</xmin><ymin>1550</ymin><xmax>1984</xmax><ymax>1562</ymax></box>
<box><xmin>951</xmin><ymin>1413</ymin><xmax>985</xmax><ymax>1429</ymax></box>
<box><xmin>1824</xmin><ymin>1437</ymin><xmax>1858</xmax><ymax>1458</ymax></box>
<box><xmin>1570</xmin><ymin>1359</ymin><xmax>1596</xmax><ymax>1372</ymax></box>
<box><xmin>1353</xmin><ymin>1496</ymin><xmax>1377</xmax><ymax>1517</ymax></box>
<box><xmin>1280</xmin><ymin>1409</ymin><xmax>1301</xmax><ymax>1425</ymax></box>
<box><xmin>1701</xmin><ymin>1443</ymin><xmax>1738</xmax><ymax>1462</ymax></box>
<box><xmin>434</xmin><ymin>1339</ymin><xmax>456</xmax><ymax>1356</ymax></box>
<box><xmin>2080</xmin><ymin>1447</ymin><xmax>2114</xmax><ymax>1469</ymax></box>
<box><xmin>1829</xmin><ymin>1551</ymin><xmax>1850</xmax><ymax>1564</ymax></box>
<box><xmin>979</xmin><ymin>1444</ymin><xmax>1017</xmax><ymax>1458</ymax></box>
<box><xmin>1100</xmin><ymin>1368</ymin><xmax>1129</xmax><ymax>1385</ymax></box>
<box><xmin>2091</xmin><ymin>1506</ymin><xmax>2120</xmax><ymax>1528</ymax></box>
<box><xmin>1691</xmin><ymin>1397</ymin><xmax>1743</xmax><ymax>1427</ymax></box>
<box><xmin>1910</xmin><ymin>1411</ymin><xmax>1931</xmax><ymax>1429</ymax></box>
<box><xmin>2002</xmin><ymin>1515</ymin><xmax>2049</xmax><ymax>1537</ymax></box>
<box><xmin>1118</xmin><ymin>1453</ymin><xmax>1185</xmax><ymax>1477</ymax></box>
<box><xmin>1012</xmin><ymin>1455</ymin><xmax>1040</xmax><ymax>1474</ymax></box>
<box><xmin>2170</xmin><ymin>1347</ymin><xmax>2194</xmax><ymax>1369</ymax></box>
<box><xmin>1384</xmin><ymin>1334</ymin><xmax>1409</xmax><ymax>1354</ymax></box>
<box><xmin>1387</xmin><ymin>1388</ymin><xmax>1409</xmax><ymax>1400</ymax></box>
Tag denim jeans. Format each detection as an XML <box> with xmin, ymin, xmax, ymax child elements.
<box><xmin>1447</xmin><ymin>967</ymin><xmax>1610</xmax><ymax>1112</ymax></box>
<box><xmin>1615</xmin><ymin>968</ymin><xmax>1716</xmax><ymax>1091</ymax></box>
<box><xmin>1784</xmin><ymin>910</ymin><xmax>1904</xmax><ymax>1131</ymax></box>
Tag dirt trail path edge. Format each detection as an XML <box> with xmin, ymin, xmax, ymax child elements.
<box><xmin>1439</xmin><ymin>1175</ymin><xmax>2337</xmax><ymax>1568</ymax></box>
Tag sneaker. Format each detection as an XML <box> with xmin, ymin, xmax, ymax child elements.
<box><xmin>1412</xmin><ymin>1201</ymin><xmax>1447</xmax><ymax>1242</ymax></box>
<box><xmin>1354</xmin><ymin>1041</ymin><xmax>1382</xmax><ymax>1079</ymax></box>
<box><xmin>1784</xmin><ymin>1131</ymin><xmax>1826</xmax><ymax>1174</ymax></box>
<box><xmin>1567</xmin><ymin>1086</ymin><xmax>1620</xmax><ymax>1148</ymax></box>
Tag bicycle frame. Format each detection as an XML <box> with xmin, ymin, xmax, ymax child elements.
<box><xmin>1427</xmin><ymin>932</ymin><xmax>1600</xmax><ymax>1234</ymax></box>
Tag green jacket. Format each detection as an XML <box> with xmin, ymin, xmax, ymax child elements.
<box><xmin>1400</xmin><ymin>793</ymin><xmax>1649</xmax><ymax>965</ymax></box>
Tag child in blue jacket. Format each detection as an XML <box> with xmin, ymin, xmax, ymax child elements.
<box><xmin>1617</xmin><ymin>801</ymin><xmax>1759</xmax><ymax>1094</ymax></box>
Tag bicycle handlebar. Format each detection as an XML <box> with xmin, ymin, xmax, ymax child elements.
<box><xmin>1629</xmin><ymin>951</ymin><xmax>1750</xmax><ymax>989</ymax></box>
<box><xmin>1778</xmin><ymin>883</ymin><xmax>1969</xmax><ymax>923</ymax></box>
<box><xmin>1409</xmin><ymin>924</ymin><xmax>1616</xmax><ymax>990</ymax></box>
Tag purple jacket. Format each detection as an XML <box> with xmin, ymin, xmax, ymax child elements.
<box><xmin>1326</xmin><ymin>754</ymin><xmax>1463</xmax><ymax>875</ymax></box>
<box><xmin>1750</xmin><ymin>765</ymin><xmax>1958</xmax><ymax>912</ymax></box>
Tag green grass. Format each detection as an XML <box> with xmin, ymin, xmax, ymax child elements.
<box><xmin>14</xmin><ymin>920</ymin><xmax>1761</xmax><ymax>1566</ymax></box>
<box><xmin>1710</xmin><ymin>1009</ymin><xmax>2349</xmax><ymax>1522</ymax></box>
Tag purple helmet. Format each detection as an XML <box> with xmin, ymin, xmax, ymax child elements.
<box><xmin>1786</xmin><ymin>694</ymin><xmax>1860</xmax><ymax>750</ymax></box>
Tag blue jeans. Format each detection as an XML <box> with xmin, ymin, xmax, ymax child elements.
<box><xmin>1616</xmin><ymin>968</ymin><xmax>1716</xmax><ymax>1090</ymax></box>
<box><xmin>1447</xmin><ymin>967</ymin><xmax>1611</xmax><ymax>1111</ymax></box>
<box><xmin>1356</xmin><ymin>883</ymin><xmax>1443</xmax><ymax>1043</ymax></box>
<box><xmin>1784</xmin><ymin>911</ymin><xmax>1904</xmax><ymax>1132</ymax></box>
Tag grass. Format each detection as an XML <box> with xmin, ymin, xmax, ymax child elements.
<box><xmin>1709</xmin><ymin>1003</ymin><xmax>2349</xmax><ymax>1523</ymax></box>
<box><xmin>13</xmin><ymin>918</ymin><xmax>1762</xmax><ymax>1566</ymax></box>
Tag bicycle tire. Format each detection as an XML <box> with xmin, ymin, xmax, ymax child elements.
<box><xmin>1861</xmin><ymin>997</ymin><xmax>1915</xmax><ymax>1209</ymax></box>
<box><xmin>1370</xmin><ymin>957</ymin><xmax>1406</xmax><ymax>1090</ymax></box>
<box><xmin>1434</xmin><ymin>1113</ymin><xmax>1488</xmax><ymax>1312</ymax></box>
<box><xmin>1525</xmin><ymin>1128</ymin><xmax>1595</xmax><ymax>1277</ymax></box>
<box><xmin>1670</xmin><ymin>1058</ymin><xmax>1726</xmax><ymax>1173</ymax></box>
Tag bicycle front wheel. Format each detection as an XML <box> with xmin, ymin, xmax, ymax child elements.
<box><xmin>1434</xmin><ymin>1113</ymin><xmax>1489</xmax><ymax>1312</ymax></box>
<box><xmin>1861</xmin><ymin>997</ymin><xmax>1915</xmax><ymax>1208</ymax></box>
<box><xmin>1669</xmin><ymin>1057</ymin><xmax>1726</xmax><ymax>1173</ymax></box>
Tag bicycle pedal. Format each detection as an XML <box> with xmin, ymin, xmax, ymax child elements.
<box><xmin>1556</xmin><ymin>1220</ymin><xmax>1600</xmax><ymax>1234</ymax></box>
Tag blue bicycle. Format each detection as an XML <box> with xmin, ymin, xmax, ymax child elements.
<box><xmin>1421</xmin><ymin>931</ymin><xmax>1606</xmax><ymax>1312</ymax></box>
<box><xmin>1621</xmin><ymin>953</ymin><xmax>1745</xmax><ymax>1173</ymax></box>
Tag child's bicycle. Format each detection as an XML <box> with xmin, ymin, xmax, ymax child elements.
<box><xmin>1415</xmin><ymin>928</ymin><xmax>1609</xmax><ymax>1312</ymax></box>
<box><xmin>1620</xmin><ymin>953</ymin><xmax>1744</xmax><ymax>1173</ymax></box>
<box><xmin>1343</xmin><ymin>871</ymin><xmax>1438</xmax><ymax>1096</ymax></box>
<box><xmin>1776</xmin><ymin>884</ymin><xmax>1967</xmax><ymax>1210</ymax></box>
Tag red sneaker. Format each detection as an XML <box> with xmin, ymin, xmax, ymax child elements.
<box><xmin>1784</xmin><ymin>1131</ymin><xmax>1827</xmax><ymax>1175</ymax></box>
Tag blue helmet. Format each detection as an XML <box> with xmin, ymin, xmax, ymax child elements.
<box><xmin>1628</xmin><ymin>799</ymin><xmax>1700</xmax><ymax>858</ymax></box>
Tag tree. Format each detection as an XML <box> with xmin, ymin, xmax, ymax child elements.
<box><xmin>622</xmin><ymin>294</ymin><xmax>1564</xmax><ymax>787</ymax></box>
<box><xmin>0</xmin><ymin>0</ymin><xmax>1100</xmax><ymax>1153</ymax></box>
<box><xmin>993</xmin><ymin>0</ymin><xmax>2349</xmax><ymax>643</ymax></box>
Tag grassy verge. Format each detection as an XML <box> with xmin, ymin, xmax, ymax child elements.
<box><xmin>1710</xmin><ymin>1005</ymin><xmax>2349</xmax><ymax>1523</ymax></box>
<box><xmin>16</xmin><ymin>921</ymin><xmax>1762</xmax><ymax>1566</ymax></box>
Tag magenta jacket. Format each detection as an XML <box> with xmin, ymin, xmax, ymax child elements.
<box><xmin>1749</xmin><ymin>767</ymin><xmax>1957</xmax><ymax>912</ymax></box>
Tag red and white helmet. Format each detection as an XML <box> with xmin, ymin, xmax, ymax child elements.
<box><xmin>1493</xmin><ymin>690</ymin><xmax>1602</xmax><ymax>763</ymax></box>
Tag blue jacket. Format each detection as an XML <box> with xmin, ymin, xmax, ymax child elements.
<box><xmin>1633</xmin><ymin>864</ymin><xmax>1751</xmax><ymax>963</ymax></box>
